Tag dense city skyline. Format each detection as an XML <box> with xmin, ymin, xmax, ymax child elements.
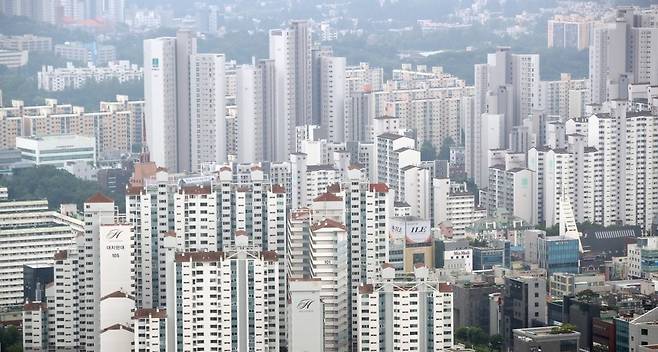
<box><xmin>1</xmin><ymin>1</ymin><xmax>658</xmax><ymax>352</ymax></box>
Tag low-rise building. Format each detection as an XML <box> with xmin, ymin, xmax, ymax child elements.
<box><xmin>54</xmin><ymin>43</ymin><xmax>116</xmax><ymax>65</ymax></box>
<box><xmin>453</xmin><ymin>281</ymin><xmax>501</xmax><ymax>334</ymax></box>
<box><xmin>38</xmin><ymin>61</ymin><xmax>143</xmax><ymax>92</ymax></box>
<box><xmin>513</xmin><ymin>326</ymin><xmax>580</xmax><ymax>352</ymax></box>
<box><xmin>615</xmin><ymin>307</ymin><xmax>658</xmax><ymax>352</ymax></box>
<box><xmin>628</xmin><ymin>237</ymin><xmax>658</xmax><ymax>279</ymax></box>
<box><xmin>550</xmin><ymin>272</ymin><xmax>606</xmax><ymax>299</ymax></box>
<box><xmin>0</xmin><ymin>49</ymin><xmax>28</xmax><ymax>68</ymax></box>
<box><xmin>472</xmin><ymin>240</ymin><xmax>511</xmax><ymax>271</ymax></box>
<box><xmin>0</xmin><ymin>35</ymin><xmax>52</xmax><ymax>52</ymax></box>
<box><xmin>538</xmin><ymin>235</ymin><xmax>580</xmax><ymax>275</ymax></box>
<box><xmin>16</xmin><ymin>135</ymin><xmax>96</xmax><ymax>167</ymax></box>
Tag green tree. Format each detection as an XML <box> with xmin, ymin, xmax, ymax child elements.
<box><xmin>550</xmin><ymin>323</ymin><xmax>577</xmax><ymax>334</ymax></box>
<box><xmin>466</xmin><ymin>178</ymin><xmax>480</xmax><ymax>204</ymax></box>
<box><xmin>0</xmin><ymin>166</ymin><xmax>125</xmax><ymax>210</ymax></box>
<box><xmin>489</xmin><ymin>334</ymin><xmax>503</xmax><ymax>351</ymax></box>
<box><xmin>0</xmin><ymin>325</ymin><xmax>22</xmax><ymax>352</ymax></box>
<box><xmin>455</xmin><ymin>326</ymin><xmax>489</xmax><ymax>347</ymax></box>
<box><xmin>420</xmin><ymin>141</ymin><xmax>437</xmax><ymax>161</ymax></box>
<box><xmin>437</xmin><ymin>136</ymin><xmax>455</xmax><ymax>160</ymax></box>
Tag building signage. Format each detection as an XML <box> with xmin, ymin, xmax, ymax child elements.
<box><xmin>296</xmin><ymin>298</ymin><xmax>314</xmax><ymax>312</ymax></box>
<box><xmin>99</xmin><ymin>224</ymin><xmax>133</xmax><ymax>296</ymax></box>
<box><xmin>390</xmin><ymin>218</ymin><xmax>432</xmax><ymax>245</ymax></box>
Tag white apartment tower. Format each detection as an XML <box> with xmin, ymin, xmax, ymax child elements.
<box><xmin>308</xmin><ymin>218</ymin><xmax>350</xmax><ymax>352</ymax></box>
<box><xmin>269</xmin><ymin>21</ymin><xmax>312</xmax><ymax>158</ymax></box>
<box><xmin>357</xmin><ymin>265</ymin><xmax>454</xmax><ymax>351</ymax></box>
<box><xmin>190</xmin><ymin>53</ymin><xmax>227</xmax><ymax>170</ymax></box>
<box><xmin>589</xmin><ymin>7</ymin><xmax>658</xmax><ymax>104</ymax></box>
<box><xmin>320</xmin><ymin>56</ymin><xmax>347</xmax><ymax>143</ymax></box>
<box><xmin>143</xmin><ymin>29</ymin><xmax>197</xmax><ymax>172</ymax></box>
<box><xmin>83</xmin><ymin>194</ymin><xmax>136</xmax><ymax>351</ymax></box>
<box><xmin>236</xmin><ymin>63</ymin><xmax>265</xmax><ymax>163</ymax></box>
<box><xmin>24</xmin><ymin>193</ymin><xmax>137</xmax><ymax>351</ymax></box>
<box><xmin>170</xmin><ymin>246</ymin><xmax>281</xmax><ymax>351</ymax></box>
<box><xmin>376</xmin><ymin>133</ymin><xmax>420</xmax><ymax>200</ymax></box>
<box><xmin>132</xmin><ymin>308</ymin><xmax>168</xmax><ymax>352</ymax></box>
<box><xmin>466</xmin><ymin>47</ymin><xmax>540</xmax><ymax>187</ymax></box>
<box><xmin>432</xmin><ymin>179</ymin><xmax>486</xmax><ymax>235</ymax></box>
<box><xmin>143</xmin><ymin>37</ymin><xmax>177</xmax><ymax>170</ymax></box>
<box><xmin>125</xmin><ymin>170</ymin><xmax>177</xmax><ymax>309</ymax></box>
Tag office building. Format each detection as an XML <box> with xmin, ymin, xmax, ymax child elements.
<box><xmin>453</xmin><ymin>282</ymin><xmax>501</xmax><ymax>334</ymax></box>
<box><xmin>549</xmin><ymin>272</ymin><xmax>606</xmax><ymax>299</ymax></box>
<box><xmin>627</xmin><ymin>237</ymin><xmax>658</xmax><ymax>279</ymax></box>
<box><xmin>538</xmin><ymin>235</ymin><xmax>580</xmax><ymax>275</ymax></box>
<box><xmin>502</xmin><ymin>277</ymin><xmax>547</xmax><ymax>350</ymax></box>
<box><xmin>22</xmin><ymin>264</ymin><xmax>53</xmax><ymax>303</ymax></box>
<box><xmin>615</xmin><ymin>307</ymin><xmax>658</xmax><ymax>352</ymax></box>
<box><xmin>434</xmin><ymin>238</ymin><xmax>472</xmax><ymax>273</ymax></box>
<box><xmin>472</xmin><ymin>240</ymin><xmax>511</xmax><ymax>270</ymax></box>
<box><xmin>16</xmin><ymin>134</ymin><xmax>96</xmax><ymax>167</ymax></box>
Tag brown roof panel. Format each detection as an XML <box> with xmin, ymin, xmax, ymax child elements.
<box><xmin>86</xmin><ymin>192</ymin><xmax>114</xmax><ymax>203</ymax></box>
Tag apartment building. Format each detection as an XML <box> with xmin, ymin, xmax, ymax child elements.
<box><xmin>171</xmin><ymin>246</ymin><xmax>281</xmax><ymax>351</ymax></box>
<box><xmin>0</xmin><ymin>34</ymin><xmax>52</xmax><ymax>52</ymax></box>
<box><xmin>357</xmin><ymin>265</ymin><xmax>454</xmax><ymax>351</ymax></box>
<box><xmin>190</xmin><ymin>53</ymin><xmax>227</xmax><ymax>170</ymax></box>
<box><xmin>0</xmin><ymin>199</ymin><xmax>82</xmax><ymax>307</ymax></box>
<box><xmin>37</xmin><ymin>61</ymin><xmax>143</xmax><ymax>92</ymax></box>
<box><xmin>0</xmin><ymin>97</ymin><xmax>143</xmax><ymax>157</ymax></box>
<box><xmin>432</xmin><ymin>178</ymin><xmax>486</xmax><ymax>234</ymax></box>
<box><xmin>376</xmin><ymin>133</ymin><xmax>420</xmax><ymax>199</ymax></box>
<box><xmin>548</xmin><ymin>15</ymin><xmax>594</xmax><ymax>50</ymax></box>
